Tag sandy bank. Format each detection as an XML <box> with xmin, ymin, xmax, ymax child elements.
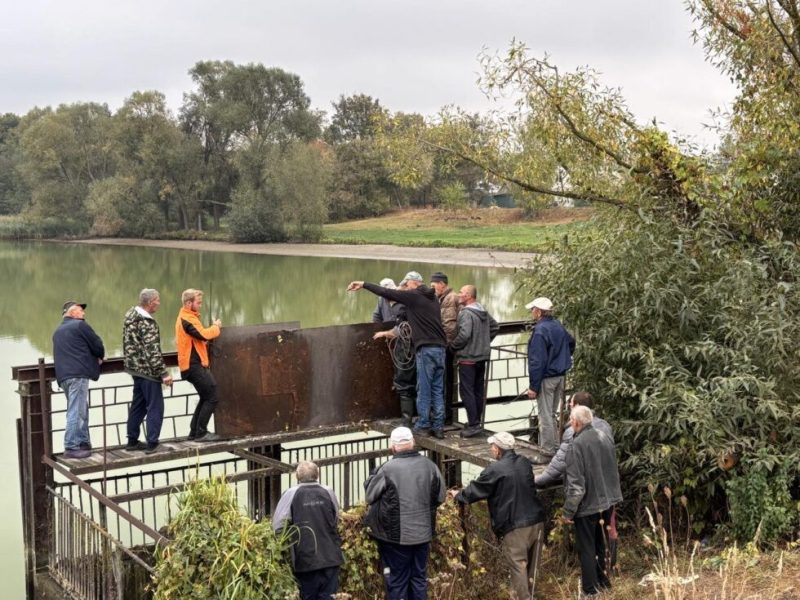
<box><xmin>70</xmin><ymin>239</ymin><xmax>534</xmax><ymax>269</ymax></box>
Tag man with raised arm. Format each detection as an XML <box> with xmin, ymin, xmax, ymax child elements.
<box><xmin>348</xmin><ymin>273</ymin><xmax>447</xmax><ymax>439</ymax></box>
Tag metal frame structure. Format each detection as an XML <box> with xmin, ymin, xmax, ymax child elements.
<box><xmin>15</xmin><ymin>321</ymin><xmax>534</xmax><ymax>599</ymax></box>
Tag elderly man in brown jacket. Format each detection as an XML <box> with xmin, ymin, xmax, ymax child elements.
<box><xmin>430</xmin><ymin>271</ymin><xmax>460</xmax><ymax>424</ymax></box>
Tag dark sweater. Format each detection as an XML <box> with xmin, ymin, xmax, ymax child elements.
<box><xmin>363</xmin><ymin>283</ymin><xmax>446</xmax><ymax>351</ymax></box>
<box><xmin>52</xmin><ymin>317</ymin><xmax>105</xmax><ymax>385</ymax></box>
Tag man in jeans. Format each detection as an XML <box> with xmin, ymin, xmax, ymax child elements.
<box><xmin>175</xmin><ymin>289</ymin><xmax>222</xmax><ymax>442</ymax></box>
<box><xmin>526</xmin><ymin>296</ymin><xmax>575</xmax><ymax>462</ymax></box>
<box><xmin>348</xmin><ymin>271</ymin><xmax>447</xmax><ymax>438</ymax></box>
<box><xmin>52</xmin><ymin>301</ymin><xmax>105</xmax><ymax>459</ymax></box>
<box><xmin>123</xmin><ymin>289</ymin><xmax>173</xmax><ymax>454</ymax></box>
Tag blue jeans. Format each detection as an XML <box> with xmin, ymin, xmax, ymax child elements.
<box><xmin>415</xmin><ymin>345</ymin><xmax>445</xmax><ymax>431</ymax></box>
<box><xmin>126</xmin><ymin>377</ymin><xmax>165</xmax><ymax>445</ymax></box>
<box><xmin>379</xmin><ymin>540</ymin><xmax>430</xmax><ymax>600</ymax></box>
<box><xmin>62</xmin><ymin>377</ymin><xmax>90</xmax><ymax>450</ymax></box>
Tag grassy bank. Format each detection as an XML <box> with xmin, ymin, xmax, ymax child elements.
<box><xmin>323</xmin><ymin>207</ymin><xmax>594</xmax><ymax>252</ymax></box>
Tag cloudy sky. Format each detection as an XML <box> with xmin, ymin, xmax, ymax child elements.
<box><xmin>2</xmin><ymin>0</ymin><xmax>737</xmax><ymax>145</ymax></box>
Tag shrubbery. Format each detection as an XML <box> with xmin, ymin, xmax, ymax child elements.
<box><xmin>154</xmin><ymin>478</ymin><xmax>514</xmax><ymax>599</ymax></box>
<box><xmin>523</xmin><ymin>213</ymin><xmax>800</xmax><ymax>543</ymax></box>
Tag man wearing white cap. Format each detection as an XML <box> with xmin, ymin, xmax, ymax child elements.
<box><xmin>365</xmin><ymin>426</ymin><xmax>446</xmax><ymax>599</ymax></box>
<box><xmin>525</xmin><ymin>297</ymin><xmax>575</xmax><ymax>461</ymax></box>
<box><xmin>451</xmin><ymin>432</ymin><xmax>545</xmax><ymax>600</ymax></box>
<box><xmin>371</xmin><ymin>278</ymin><xmax>397</xmax><ymax>323</ymax></box>
<box><xmin>348</xmin><ymin>273</ymin><xmax>448</xmax><ymax>439</ymax></box>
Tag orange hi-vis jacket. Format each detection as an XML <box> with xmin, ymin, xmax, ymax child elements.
<box><xmin>175</xmin><ymin>307</ymin><xmax>221</xmax><ymax>371</ymax></box>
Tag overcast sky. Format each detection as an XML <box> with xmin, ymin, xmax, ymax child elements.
<box><xmin>1</xmin><ymin>0</ymin><xmax>737</xmax><ymax>146</ymax></box>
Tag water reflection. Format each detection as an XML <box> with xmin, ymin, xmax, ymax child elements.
<box><xmin>0</xmin><ymin>240</ymin><xmax>524</xmax><ymax>358</ymax></box>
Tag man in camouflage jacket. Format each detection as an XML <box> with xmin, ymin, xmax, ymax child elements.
<box><xmin>123</xmin><ymin>288</ymin><xmax>173</xmax><ymax>453</ymax></box>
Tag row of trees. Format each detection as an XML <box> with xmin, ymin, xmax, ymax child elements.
<box><xmin>0</xmin><ymin>62</ymin><xmax>489</xmax><ymax>242</ymax></box>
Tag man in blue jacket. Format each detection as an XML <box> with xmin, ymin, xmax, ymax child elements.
<box><xmin>52</xmin><ymin>301</ymin><xmax>105</xmax><ymax>459</ymax></box>
<box><xmin>526</xmin><ymin>297</ymin><xmax>575</xmax><ymax>461</ymax></box>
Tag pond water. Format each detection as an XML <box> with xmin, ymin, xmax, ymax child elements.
<box><xmin>0</xmin><ymin>239</ymin><xmax>526</xmax><ymax>598</ymax></box>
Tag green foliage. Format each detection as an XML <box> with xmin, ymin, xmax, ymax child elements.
<box><xmin>229</xmin><ymin>141</ymin><xmax>330</xmax><ymax>243</ymax></box>
<box><xmin>0</xmin><ymin>215</ymin><xmax>86</xmax><ymax>239</ymax></box>
<box><xmin>725</xmin><ymin>450</ymin><xmax>799</xmax><ymax>545</ymax></box>
<box><xmin>86</xmin><ymin>175</ymin><xmax>163</xmax><ymax>237</ymax></box>
<box><xmin>435</xmin><ymin>181</ymin><xmax>469</xmax><ymax>211</ymax></box>
<box><xmin>522</xmin><ymin>212</ymin><xmax>800</xmax><ymax>542</ymax></box>
<box><xmin>152</xmin><ymin>477</ymin><xmax>297</xmax><ymax>600</ymax></box>
<box><xmin>325</xmin><ymin>93</ymin><xmax>386</xmax><ymax>144</ymax></box>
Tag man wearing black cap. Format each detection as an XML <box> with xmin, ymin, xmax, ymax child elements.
<box><xmin>430</xmin><ymin>271</ymin><xmax>460</xmax><ymax>424</ymax></box>
<box><xmin>53</xmin><ymin>301</ymin><xmax>105</xmax><ymax>459</ymax></box>
<box><xmin>348</xmin><ymin>272</ymin><xmax>448</xmax><ymax>438</ymax></box>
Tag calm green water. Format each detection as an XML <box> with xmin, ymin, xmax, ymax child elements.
<box><xmin>0</xmin><ymin>240</ymin><xmax>523</xmax><ymax>598</ymax></box>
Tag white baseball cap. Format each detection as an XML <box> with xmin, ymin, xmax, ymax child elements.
<box><xmin>525</xmin><ymin>297</ymin><xmax>553</xmax><ymax>311</ymax></box>
<box><xmin>390</xmin><ymin>426</ymin><xmax>414</xmax><ymax>444</ymax></box>
<box><xmin>487</xmin><ymin>432</ymin><xmax>516</xmax><ymax>450</ymax></box>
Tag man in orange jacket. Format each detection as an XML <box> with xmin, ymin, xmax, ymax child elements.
<box><xmin>176</xmin><ymin>288</ymin><xmax>222</xmax><ymax>441</ymax></box>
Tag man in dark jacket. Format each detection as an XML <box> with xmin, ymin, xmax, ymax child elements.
<box><xmin>535</xmin><ymin>392</ymin><xmax>613</xmax><ymax>488</ymax></box>
<box><xmin>364</xmin><ymin>427</ymin><xmax>446</xmax><ymax>600</ymax></box>
<box><xmin>562</xmin><ymin>405</ymin><xmax>623</xmax><ymax>598</ymax></box>
<box><xmin>273</xmin><ymin>461</ymin><xmax>345</xmax><ymax>600</ymax></box>
<box><xmin>123</xmin><ymin>289</ymin><xmax>173</xmax><ymax>454</ymax></box>
<box><xmin>450</xmin><ymin>284</ymin><xmax>499</xmax><ymax>437</ymax></box>
<box><xmin>452</xmin><ymin>432</ymin><xmax>545</xmax><ymax>600</ymax></box>
<box><xmin>348</xmin><ymin>272</ymin><xmax>448</xmax><ymax>438</ymax></box>
<box><xmin>53</xmin><ymin>301</ymin><xmax>105</xmax><ymax>459</ymax></box>
<box><xmin>525</xmin><ymin>297</ymin><xmax>575</xmax><ymax>460</ymax></box>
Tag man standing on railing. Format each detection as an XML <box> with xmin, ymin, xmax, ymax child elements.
<box><xmin>176</xmin><ymin>288</ymin><xmax>222</xmax><ymax>442</ymax></box>
<box><xmin>526</xmin><ymin>296</ymin><xmax>575</xmax><ymax>463</ymax></box>
<box><xmin>123</xmin><ymin>288</ymin><xmax>173</xmax><ymax>454</ymax></box>
<box><xmin>53</xmin><ymin>301</ymin><xmax>105</xmax><ymax>459</ymax></box>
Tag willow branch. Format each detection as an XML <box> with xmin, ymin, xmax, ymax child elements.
<box><xmin>767</xmin><ymin>0</ymin><xmax>800</xmax><ymax>69</ymax></box>
<box><xmin>700</xmin><ymin>0</ymin><xmax>749</xmax><ymax>40</ymax></box>
<box><xmin>776</xmin><ymin>0</ymin><xmax>800</xmax><ymax>57</ymax></box>
<box><xmin>422</xmin><ymin>139</ymin><xmax>636</xmax><ymax>211</ymax></box>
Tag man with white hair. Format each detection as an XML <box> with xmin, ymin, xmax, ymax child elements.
<box><xmin>452</xmin><ymin>431</ymin><xmax>545</xmax><ymax>600</ymax></box>
<box><xmin>273</xmin><ymin>461</ymin><xmax>344</xmax><ymax>600</ymax></box>
<box><xmin>372</xmin><ymin>277</ymin><xmax>397</xmax><ymax>323</ymax></box>
<box><xmin>525</xmin><ymin>296</ymin><xmax>575</xmax><ymax>461</ymax></box>
<box><xmin>123</xmin><ymin>288</ymin><xmax>173</xmax><ymax>454</ymax></box>
<box><xmin>562</xmin><ymin>405</ymin><xmax>622</xmax><ymax>598</ymax></box>
<box><xmin>348</xmin><ymin>273</ymin><xmax>448</xmax><ymax>439</ymax></box>
<box><xmin>364</xmin><ymin>426</ymin><xmax>446</xmax><ymax>600</ymax></box>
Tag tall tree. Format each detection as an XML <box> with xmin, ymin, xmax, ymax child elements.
<box><xmin>325</xmin><ymin>93</ymin><xmax>386</xmax><ymax>143</ymax></box>
<box><xmin>17</xmin><ymin>103</ymin><xmax>115</xmax><ymax>221</ymax></box>
<box><xmin>180</xmin><ymin>61</ymin><xmax>321</xmax><ymax>230</ymax></box>
<box><xmin>0</xmin><ymin>113</ymin><xmax>28</xmax><ymax>214</ymax></box>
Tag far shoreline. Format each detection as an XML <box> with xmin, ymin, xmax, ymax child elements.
<box><xmin>64</xmin><ymin>238</ymin><xmax>535</xmax><ymax>269</ymax></box>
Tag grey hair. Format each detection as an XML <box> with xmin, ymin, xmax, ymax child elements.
<box><xmin>295</xmin><ymin>461</ymin><xmax>319</xmax><ymax>483</ymax></box>
<box><xmin>570</xmin><ymin>405</ymin><xmax>593</xmax><ymax>427</ymax></box>
<box><xmin>139</xmin><ymin>288</ymin><xmax>160</xmax><ymax>307</ymax></box>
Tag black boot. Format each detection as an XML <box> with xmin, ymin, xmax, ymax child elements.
<box><xmin>399</xmin><ymin>395</ymin><xmax>415</xmax><ymax>427</ymax></box>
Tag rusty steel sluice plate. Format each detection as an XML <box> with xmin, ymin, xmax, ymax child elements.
<box><xmin>212</xmin><ymin>322</ymin><xmax>396</xmax><ymax>436</ymax></box>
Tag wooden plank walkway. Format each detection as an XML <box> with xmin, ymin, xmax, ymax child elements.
<box><xmin>56</xmin><ymin>420</ymin><xmax>553</xmax><ymax>476</ymax></box>
<box><xmin>56</xmin><ymin>423</ymin><xmax>363</xmax><ymax>475</ymax></box>
<box><xmin>369</xmin><ymin>419</ymin><xmax>550</xmax><ymax>474</ymax></box>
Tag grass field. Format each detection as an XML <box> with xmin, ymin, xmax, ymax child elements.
<box><xmin>322</xmin><ymin>207</ymin><xmax>594</xmax><ymax>252</ymax></box>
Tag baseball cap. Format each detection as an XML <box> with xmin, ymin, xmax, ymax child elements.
<box><xmin>62</xmin><ymin>301</ymin><xmax>87</xmax><ymax>315</ymax></box>
<box><xmin>389</xmin><ymin>426</ymin><xmax>414</xmax><ymax>444</ymax></box>
<box><xmin>430</xmin><ymin>271</ymin><xmax>448</xmax><ymax>284</ymax></box>
<box><xmin>379</xmin><ymin>278</ymin><xmax>397</xmax><ymax>289</ymax></box>
<box><xmin>525</xmin><ymin>297</ymin><xmax>553</xmax><ymax>311</ymax></box>
<box><xmin>487</xmin><ymin>431</ymin><xmax>516</xmax><ymax>450</ymax></box>
<box><xmin>400</xmin><ymin>271</ymin><xmax>423</xmax><ymax>285</ymax></box>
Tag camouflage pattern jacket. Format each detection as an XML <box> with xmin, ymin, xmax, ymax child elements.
<box><xmin>123</xmin><ymin>306</ymin><xmax>168</xmax><ymax>381</ymax></box>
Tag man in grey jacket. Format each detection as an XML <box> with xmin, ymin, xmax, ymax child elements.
<box><xmin>364</xmin><ymin>427</ymin><xmax>446</xmax><ymax>600</ymax></box>
<box><xmin>535</xmin><ymin>392</ymin><xmax>612</xmax><ymax>488</ymax></box>
<box><xmin>450</xmin><ymin>285</ymin><xmax>499</xmax><ymax>437</ymax></box>
<box><xmin>562</xmin><ymin>405</ymin><xmax>622</xmax><ymax>598</ymax></box>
